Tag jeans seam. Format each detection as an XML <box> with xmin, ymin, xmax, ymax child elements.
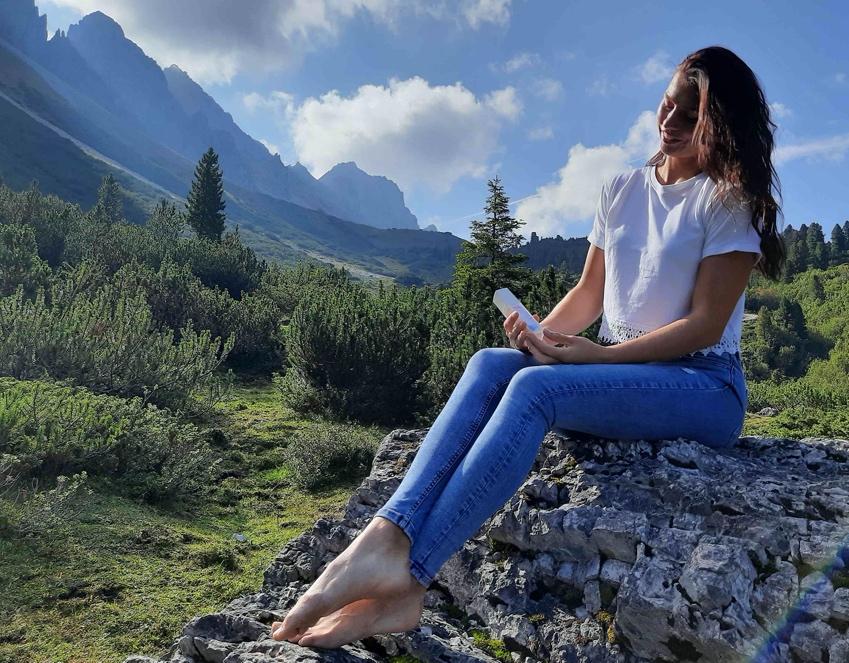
<box><xmin>413</xmin><ymin>392</ymin><xmax>541</xmax><ymax>573</ymax></box>
<box><xmin>399</xmin><ymin>375</ymin><xmax>514</xmax><ymax>534</ymax></box>
<box><xmin>412</xmin><ymin>376</ymin><xmax>742</xmax><ymax>573</ymax></box>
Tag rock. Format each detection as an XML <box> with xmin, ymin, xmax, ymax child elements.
<box><xmin>126</xmin><ymin>430</ymin><xmax>849</xmax><ymax>663</ymax></box>
<box><xmin>589</xmin><ymin>509</ymin><xmax>648</xmax><ymax>564</ymax></box>
<box><xmin>757</xmin><ymin>407</ymin><xmax>779</xmax><ymax>416</ymax></box>
<box><xmin>796</xmin><ymin>572</ymin><xmax>835</xmax><ymax>621</ymax></box>
<box><xmin>599</xmin><ymin>559</ymin><xmax>631</xmax><ymax>588</ymax></box>
<box><xmin>678</xmin><ymin>542</ymin><xmax>757</xmax><ymax>611</ymax></box>
<box><xmin>752</xmin><ymin>561</ymin><xmax>798</xmax><ymax>625</ymax></box>
<box><xmin>789</xmin><ymin>620</ymin><xmax>839</xmax><ymax>662</ymax></box>
<box><xmin>833</xmin><ymin>587</ymin><xmax>849</xmax><ymax>624</ymax></box>
<box><xmin>830</xmin><ymin>637</ymin><xmax>849</xmax><ymax>662</ymax></box>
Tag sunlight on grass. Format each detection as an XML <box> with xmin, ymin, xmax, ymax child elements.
<box><xmin>0</xmin><ymin>382</ymin><xmax>387</xmax><ymax>663</ymax></box>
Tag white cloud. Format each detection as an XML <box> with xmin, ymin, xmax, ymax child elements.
<box><xmin>463</xmin><ymin>0</ymin><xmax>512</xmax><ymax>29</ymax></box>
<box><xmin>515</xmin><ymin>111</ymin><xmax>659</xmax><ymax>238</ymax></box>
<box><xmin>775</xmin><ymin>133</ymin><xmax>849</xmax><ymax>165</ymax></box>
<box><xmin>485</xmin><ymin>86</ymin><xmax>522</xmax><ymax>120</ymax></box>
<box><xmin>259</xmin><ymin>138</ymin><xmax>282</xmax><ymax>156</ymax></box>
<box><xmin>635</xmin><ymin>50</ymin><xmax>675</xmax><ymax>85</ymax></box>
<box><xmin>243</xmin><ymin>90</ymin><xmax>296</xmax><ymax>115</ymax></box>
<box><xmin>833</xmin><ymin>72</ymin><xmax>846</xmax><ymax>85</ymax></box>
<box><xmin>531</xmin><ymin>77</ymin><xmax>563</xmax><ymax>101</ymax></box>
<box><xmin>502</xmin><ymin>51</ymin><xmax>541</xmax><ymax>73</ymax></box>
<box><xmin>528</xmin><ymin>126</ymin><xmax>554</xmax><ymax>141</ymax></box>
<box><xmin>44</xmin><ymin>0</ymin><xmax>511</xmax><ymax>84</ymax></box>
<box><xmin>587</xmin><ymin>74</ymin><xmax>614</xmax><ymax>97</ymax></box>
<box><xmin>289</xmin><ymin>76</ymin><xmax>520</xmax><ymax>194</ymax></box>
<box><xmin>769</xmin><ymin>102</ymin><xmax>792</xmax><ymax>120</ymax></box>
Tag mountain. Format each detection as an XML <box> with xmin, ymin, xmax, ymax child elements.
<box><xmin>0</xmin><ymin>0</ymin><xmax>45</xmax><ymax>56</ymax></box>
<box><xmin>508</xmin><ymin>232</ymin><xmax>590</xmax><ymax>275</ymax></box>
<box><xmin>0</xmin><ymin>35</ymin><xmax>460</xmax><ymax>284</ymax></box>
<box><xmin>0</xmin><ymin>1</ymin><xmax>453</xmax><ymax>283</ymax></box>
<box><xmin>319</xmin><ymin>161</ymin><xmax>418</xmax><ymax>230</ymax></box>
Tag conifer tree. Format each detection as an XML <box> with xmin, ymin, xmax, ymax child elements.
<box><xmin>186</xmin><ymin>147</ymin><xmax>226</xmax><ymax>241</ymax></box>
<box><xmin>93</xmin><ymin>174</ymin><xmax>123</xmax><ymax>224</ymax></box>
<box><xmin>453</xmin><ymin>175</ymin><xmax>531</xmax><ymax>303</ymax></box>
<box><xmin>831</xmin><ymin>224</ymin><xmax>847</xmax><ymax>266</ymax></box>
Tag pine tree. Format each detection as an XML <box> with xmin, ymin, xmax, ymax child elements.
<box><xmin>186</xmin><ymin>147</ymin><xmax>226</xmax><ymax>241</ymax></box>
<box><xmin>831</xmin><ymin>224</ymin><xmax>848</xmax><ymax>266</ymax></box>
<box><xmin>93</xmin><ymin>174</ymin><xmax>123</xmax><ymax>224</ymax></box>
<box><xmin>453</xmin><ymin>176</ymin><xmax>531</xmax><ymax>300</ymax></box>
<box><xmin>806</xmin><ymin>222</ymin><xmax>828</xmax><ymax>269</ymax></box>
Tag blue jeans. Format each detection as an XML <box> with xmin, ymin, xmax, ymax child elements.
<box><xmin>374</xmin><ymin>346</ymin><xmax>748</xmax><ymax>589</ymax></box>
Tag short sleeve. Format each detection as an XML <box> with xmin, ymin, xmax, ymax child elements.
<box><xmin>700</xmin><ymin>194</ymin><xmax>762</xmax><ymax>260</ymax></box>
<box><xmin>587</xmin><ymin>175</ymin><xmax>612</xmax><ymax>250</ymax></box>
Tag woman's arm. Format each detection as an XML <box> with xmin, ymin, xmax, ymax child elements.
<box><xmin>540</xmin><ymin>244</ymin><xmax>605</xmax><ymax>335</ymax></box>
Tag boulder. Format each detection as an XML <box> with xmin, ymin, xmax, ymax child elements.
<box><xmin>126</xmin><ymin>429</ymin><xmax>849</xmax><ymax>662</ymax></box>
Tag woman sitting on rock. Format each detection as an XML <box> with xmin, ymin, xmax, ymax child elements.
<box><xmin>271</xmin><ymin>44</ymin><xmax>785</xmax><ymax>649</ymax></box>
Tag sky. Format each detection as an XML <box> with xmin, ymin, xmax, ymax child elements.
<box><xmin>39</xmin><ymin>0</ymin><xmax>849</xmax><ymax>242</ymax></box>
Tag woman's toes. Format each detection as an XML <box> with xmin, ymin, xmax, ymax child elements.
<box><xmin>272</xmin><ymin>592</ymin><xmax>328</xmax><ymax>641</ymax></box>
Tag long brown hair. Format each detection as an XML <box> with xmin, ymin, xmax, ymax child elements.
<box><xmin>646</xmin><ymin>46</ymin><xmax>785</xmax><ymax>280</ymax></box>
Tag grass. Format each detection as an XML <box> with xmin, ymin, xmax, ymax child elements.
<box><xmin>741</xmin><ymin>402</ymin><xmax>849</xmax><ymax>440</ymax></box>
<box><xmin>468</xmin><ymin>628</ymin><xmax>512</xmax><ymax>663</ymax></box>
<box><xmin>0</xmin><ymin>380</ymin><xmax>392</xmax><ymax>663</ymax></box>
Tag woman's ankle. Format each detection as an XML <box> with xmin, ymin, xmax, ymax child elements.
<box><xmin>371</xmin><ymin>516</ymin><xmax>412</xmax><ymax>551</ymax></box>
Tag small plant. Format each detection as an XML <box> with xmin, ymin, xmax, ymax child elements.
<box><xmin>469</xmin><ymin>628</ymin><xmax>512</xmax><ymax>663</ymax></box>
<box><xmin>285</xmin><ymin>422</ymin><xmax>381</xmax><ymax>491</ymax></box>
<box><xmin>4</xmin><ymin>472</ymin><xmax>91</xmax><ymax>538</ymax></box>
<box><xmin>595</xmin><ymin>610</ymin><xmax>620</xmax><ymax>645</ymax></box>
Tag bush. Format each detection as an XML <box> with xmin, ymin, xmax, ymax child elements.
<box><xmin>278</xmin><ymin>280</ymin><xmax>431</xmax><ymax>424</ymax></box>
<box><xmin>112</xmin><ymin>259</ymin><xmax>235</xmax><ymax>343</ymax></box>
<box><xmin>0</xmin><ymin>472</ymin><xmax>92</xmax><ymax>538</ymax></box>
<box><xmin>0</xmin><ymin>269</ymin><xmax>233</xmax><ymax>410</ymax></box>
<box><xmin>0</xmin><ymin>224</ymin><xmax>51</xmax><ymax>297</ymax></box>
<box><xmin>286</xmin><ymin>423</ymin><xmax>381</xmax><ymax>491</ymax></box>
<box><xmin>0</xmin><ymin>182</ymin><xmax>79</xmax><ymax>267</ymax></box>
<box><xmin>0</xmin><ymin>377</ymin><xmax>220</xmax><ymax>504</ymax></box>
<box><xmin>174</xmin><ymin>229</ymin><xmax>267</xmax><ymax>298</ymax></box>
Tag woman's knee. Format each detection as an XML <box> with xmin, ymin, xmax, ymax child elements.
<box><xmin>502</xmin><ymin>367</ymin><xmax>557</xmax><ymax>424</ymax></box>
<box><xmin>466</xmin><ymin>347</ymin><xmax>527</xmax><ymax>378</ymax></box>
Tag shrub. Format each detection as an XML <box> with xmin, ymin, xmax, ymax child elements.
<box><xmin>0</xmin><ymin>224</ymin><xmax>51</xmax><ymax>297</ymax></box>
<box><xmin>286</xmin><ymin>423</ymin><xmax>381</xmax><ymax>491</ymax></box>
<box><xmin>0</xmin><ymin>377</ymin><xmax>220</xmax><ymax>504</ymax></box>
<box><xmin>174</xmin><ymin>229</ymin><xmax>267</xmax><ymax>298</ymax></box>
<box><xmin>0</xmin><ymin>472</ymin><xmax>92</xmax><ymax>538</ymax></box>
<box><xmin>0</xmin><ymin>273</ymin><xmax>233</xmax><ymax>410</ymax></box>
<box><xmin>278</xmin><ymin>281</ymin><xmax>431</xmax><ymax>424</ymax></box>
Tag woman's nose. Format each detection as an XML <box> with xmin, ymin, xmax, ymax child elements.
<box><xmin>662</xmin><ymin>108</ymin><xmax>686</xmax><ymax>130</ymax></box>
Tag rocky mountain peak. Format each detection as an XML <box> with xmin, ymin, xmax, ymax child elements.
<box><xmin>0</xmin><ymin>0</ymin><xmax>47</xmax><ymax>54</ymax></box>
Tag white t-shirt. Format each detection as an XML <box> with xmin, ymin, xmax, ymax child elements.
<box><xmin>586</xmin><ymin>164</ymin><xmax>763</xmax><ymax>358</ymax></box>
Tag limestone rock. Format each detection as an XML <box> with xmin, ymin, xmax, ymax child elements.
<box><xmin>126</xmin><ymin>429</ymin><xmax>849</xmax><ymax>663</ymax></box>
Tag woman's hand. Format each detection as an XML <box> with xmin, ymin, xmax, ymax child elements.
<box><xmin>520</xmin><ymin>327</ymin><xmax>609</xmax><ymax>364</ymax></box>
<box><xmin>504</xmin><ymin>310</ymin><xmax>542</xmax><ymax>353</ymax></box>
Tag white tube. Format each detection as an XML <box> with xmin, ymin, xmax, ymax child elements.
<box><xmin>493</xmin><ymin>287</ymin><xmax>541</xmax><ymax>333</ymax></box>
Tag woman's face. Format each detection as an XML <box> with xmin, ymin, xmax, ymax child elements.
<box><xmin>657</xmin><ymin>70</ymin><xmax>700</xmax><ymax>159</ymax></box>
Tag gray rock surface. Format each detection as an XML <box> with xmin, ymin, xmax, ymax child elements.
<box><xmin>127</xmin><ymin>429</ymin><xmax>849</xmax><ymax>663</ymax></box>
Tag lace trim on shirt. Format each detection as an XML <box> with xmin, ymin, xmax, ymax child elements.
<box><xmin>598</xmin><ymin>317</ymin><xmax>739</xmax><ymax>357</ymax></box>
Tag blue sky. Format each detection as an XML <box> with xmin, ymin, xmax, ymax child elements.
<box><xmin>41</xmin><ymin>0</ymin><xmax>848</xmax><ymax>241</ymax></box>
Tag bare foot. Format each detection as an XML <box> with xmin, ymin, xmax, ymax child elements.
<box><xmin>294</xmin><ymin>587</ymin><xmax>426</xmax><ymax>649</ymax></box>
<box><xmin>270</xmin><ymin>517</ymin><xmax>417</xmax><ymax>642</ymax></box>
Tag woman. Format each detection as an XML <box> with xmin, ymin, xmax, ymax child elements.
<box><xmin>271</xmin><ymin>45</ymin><xmax>785</xmax><ymax>649</ymax></box>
